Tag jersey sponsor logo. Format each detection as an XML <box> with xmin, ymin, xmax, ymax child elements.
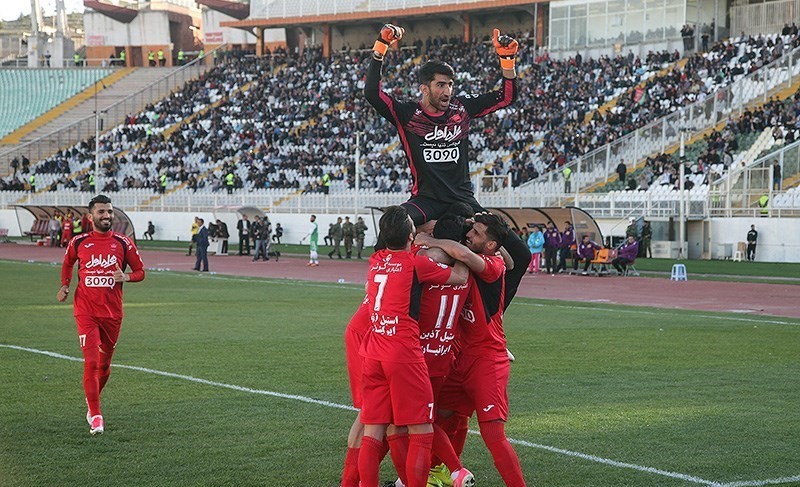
<box><xmin>424</xmin><ymin>125</ymin><xmax>462</xmax><ymax>143</ymax></box>
<box><xmin>84</xmin><ymin>243</ymin><xmax>95</xmax><ymax>248</ymax></box>
<box><xmin>84</xmin><ymin>275</ymin><xmax>115</xmax><ymax>288</ymax></box>
<box><xmin>461</xmin><ymin>308</ymin><xmax>476</xmax><ymax>324</ymax></box>
<box><xmin>85</xmin><ymin>254</ymin><xmax>118</xmax><ymax>269</ymax></box>
<box><xmin>482</xmin><ymin>404</ymin><xmax>495</xmax><ymax>412</ymax></box>
<box><xmin>423</xmin><ymin>147</ymin><xmax>460</xmax><ymax>164</ymax></box>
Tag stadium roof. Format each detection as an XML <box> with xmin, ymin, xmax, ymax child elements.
<box><xmin>196</xmin><ymin>0</ymin><xmax>250</xmax><ymax>20</ymax></box>
<box><xmin>83</xmin><ymin>0</ymin><xmax>138</xmax><ymax>23</ymax></box>
<box><xmin>221</xmin><ymin>0</ymin><xmax>537</xmax><ymax>30</ymax></box>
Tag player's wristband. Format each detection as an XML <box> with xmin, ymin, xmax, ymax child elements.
<box><xmin>499</xmin><ymin>57</ymin><xmax>515</xmax><ymax>70</ymax></box>
<box><xmin>373</xmin><ymin>40</ymin><xmax>389</xmax><ymax>57</ymax></box>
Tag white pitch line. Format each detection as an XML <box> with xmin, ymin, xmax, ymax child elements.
<box><xmin>720</xmin><ymin>475</ymin><xmax>800</xmax><ymax>487</ymax></box>
<box><xmin>2</xmin><ymin>343</ymin><xmax>722</xmax><ymax>485</ymax></box>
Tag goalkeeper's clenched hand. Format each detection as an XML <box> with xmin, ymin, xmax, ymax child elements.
<box><xmin>373</xmin><ymin>24</ymin><xmax>404</xmax><ymax>58</ymax></box>
<box><xmin>492</xmin><ymin>28</ymin><xmax>519</xmax><ymax>71</ymax></box>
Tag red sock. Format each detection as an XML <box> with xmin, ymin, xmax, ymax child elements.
<box><xmin>432</xmin><ymin>423</ymin><xmax>462</xmax><ymax>472</ymax></box>
<box><xmin>82</xmin><ymin>346</ymin><xmax>101</xmax><ymax>416</ymax></box>
<box><xmin>358</xmin><ymin>436</ymin><xmax>384</xmax><ymax>487</ymax></box>
<box><xmin>450</xmin><ymin>414</ymin><xmax>470</xmax><ymax>457</ymax></box>
<box><xmin>479</xmin><ymin>421</ymin><xmax>526</xmax><ymax>487</ymax></box>
<box><xmin>387</xmin><ymin>432</ymin><xmax>409</xmax><ymax>486</ymax></box>
<box><xmin>341</xmin><ymin>447</ymin><xmax>360</xmax><ymax>487</ymax></box>
<box><xmin>97</xmin><ymin>347</ymin><xmax>114</xmax><ymax>394</ymax></box>
<box><xmin>406</xmin><ymin>432</ymin><xmax>433</xmax><ymax>487</ymax></box>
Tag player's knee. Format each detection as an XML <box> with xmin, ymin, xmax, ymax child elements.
<box><xmin>478</xmin><ymin>420</ymin><xmax>507</xmax><ymax>445</ymax></box>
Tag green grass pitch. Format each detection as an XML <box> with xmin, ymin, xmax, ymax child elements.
<box><xmin>1</xmin><ymin>260</ymin><xmax>798</xmax><ymax>486</ymax></box>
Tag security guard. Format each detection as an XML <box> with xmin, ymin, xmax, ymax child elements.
<box><xmin>177</xmin><ymin>50</ymin><xmax>185</xmax><ymax>65</ymax></box>
<box><xmin>322</xmin><ymin>173</ymin><xmax>331</xmax><ymax>195</ymax></box>
<box><xmin>160</xmin><ymin>173</ymin><xmax>168</xmax><ymax>194</ymax></box>
<box><xmin>119</xmin><ymin>50</ymin><xmax>126</xmax><ymax>66</ymax></box>
<box><xmin>758</xmin><ymin>194</ymin><xmax>769</xmax><ymax>216</ymax></box>
<box><xmin>88</xmin><ymin>173</ymin><xmax>95</xmax><ymax>193</ymax></box>
<box><xmin>563</xmin><ymin>166</ymin><xmax>572</xmax><ymax>193</ymax></box>
<box><xmin>148</xmin><ymin>50</ymin><xmax>155</xmax><ymax>67</ymax></box>
<box><xmin>29</xmin><ymin>174</ymin><xmax>35</xmax><ymax>193</ymax></box>
<box><xmin>226</xmin><ymin>172</ymin><xmax>235</xmax><ymax>194</ymax></box>
<box><xmin>74</xmin><ymin>53</ymin><xmax>81</xmax><ymax>67</ymax></box>
<box><xmin>157</xmin><ymin>49</ymin><xmax>165</xmax><ymax>66</ymax></box>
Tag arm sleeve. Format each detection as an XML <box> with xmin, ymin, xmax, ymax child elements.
<box><xmin>60</xmin><ymin>240</ymin><xmax>78</xmax><ymax>286</ymax></box>
<box><xmin>475</xmin><ymin>254</ymin><xmax>505</xmax><ymax>283</ymax></box>
<box><xmin>459</xmin><ymin>77</ymin><xmax>517</xmax><ymax>119</ymax></box>
<box><xmin>502</xmin><ymin>232</ymin><xmax>531</xmax><ymax>311</ymax></box>
<box><xmin>125</xmin><ymin>242</ymin><xmax>146</xmax><ymax>282</ymax></box>
<box><xmin>364</xmin><ymin>57</ymin><xmax>398</xmax><ymax>125</ymax></box>
<box><xmin>414</xmin><ymin>254</ymin><xmax>453</xmax><ymax>285</ymax></box>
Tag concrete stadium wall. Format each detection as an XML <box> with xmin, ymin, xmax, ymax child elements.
<box><xmin>85</xmin><ymin>11</ymin><xmax>172</xmax><ymax>47</ymax></box>
<box><xmin>0</xmin><ymin>209</ymin><xmax>377</xmax><ymax>248</ymax></box>
<box><xmin>3</xmin><ymin>208</ymin><xmax>797</xmax><ymax>262</ymax></box>
<box><xmin>201</xmin><ymin>9</ymin><xmax>259</xmax><ymax>46</ymax></box>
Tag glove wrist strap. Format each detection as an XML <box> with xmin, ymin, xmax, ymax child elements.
<box><xmin>373</xmin><ymin>40</ymin><xmax>389</xmax><ymax>57</ymax></box>
<box><xmin>499</xmin><ymin>57</ymin><xmax>515</xmax><ymax>70</ymax></box>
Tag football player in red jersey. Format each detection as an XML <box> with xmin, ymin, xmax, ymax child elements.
<box><xmin>57</xmin><ymin>194</ymin><xmax>145</xmax><ymax>435</ymax></box>
<box><xmin>415</xmin><ymin>213</ymin><xmax>528</xmax><ymax>487</ymax></box>
<box><xmin>358</xmin><ymin>206</ymin><xmax>468</xmax><ymax>487</ymax></box>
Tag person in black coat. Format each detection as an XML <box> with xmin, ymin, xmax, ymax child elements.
<box><xmin>194</xmin><ymin>219</ymin><xmax>209</xmax><ymax>272</ymax></box>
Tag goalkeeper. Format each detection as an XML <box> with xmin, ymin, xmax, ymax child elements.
<box><xmin>365</xmin><ymin>24</ymin><xmax>519</xmax><ymax>225</ymax></box>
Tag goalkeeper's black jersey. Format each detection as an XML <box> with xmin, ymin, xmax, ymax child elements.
<box><xmin>365</xmin><ymin>58</ymin><xmax>517</xmax><ymax>203</ymax></box>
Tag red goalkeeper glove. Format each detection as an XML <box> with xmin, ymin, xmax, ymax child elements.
<box><xmin>493</xmin><ymin>28</ymin><xmax>519</xmax><ymax>70</ymax></box>
<box><xmin>373</xmin><ymin>24</ymin><xmax>404</xmax><ymax>58</ymax></box>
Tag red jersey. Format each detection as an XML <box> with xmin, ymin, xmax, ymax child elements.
<box><xmin>458</xmin><ymin>254</ymin><xmax>507</xmax><ymax>356</ymax></box>
<box><xmin>360</xmin><ymin>249</ymin><xmax>453</xmax><ymax>363</ymax></box>
<box><xmin>418</xmin><ymin>275</ymin><xmax>473</xmax><ymax>377</ymax></box>
<box><xmin>61</xmin><ymin>230</ymin><xmax>145</xmax><ymax>318</ymax></box>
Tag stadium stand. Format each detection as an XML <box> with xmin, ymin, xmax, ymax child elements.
<box><xmin>0</xmin><ymin>68</ymin><xmax>113</xmax><ymax>139</ymax></box>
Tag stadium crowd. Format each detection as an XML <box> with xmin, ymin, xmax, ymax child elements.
<box><xmin>3</xmin><ymin>30</ymin><xmax>800</xmax><ymax>196</ymax></box>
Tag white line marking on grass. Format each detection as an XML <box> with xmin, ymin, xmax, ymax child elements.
<box><xmin>720</xmin><ymin>475</ymin><xmax>800</xmax><ymax>486</ymax></box>
<box><xmin>514</xmin><ymin>302</ymin><xmax>800</xmax><ymax>326</ymax></box>
<box><xmin>1</xmin><ymin>343</ymin><xmax>722</xmax><ymax>485</ymax></box>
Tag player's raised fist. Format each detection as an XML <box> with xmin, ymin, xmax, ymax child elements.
<box><xmin>492</xmin><ymin>29</ymin><xmax>519</xmax><ymax>70</ymax></box>
<box><xmin>380</xmin><ymin>24</ymin><xmax>404</xmax><ymax>44</ymax></box>
<box><xmin>374</xmin><ymin>24</ymin><xmax>404</xmax><ymax>57</ymax></box>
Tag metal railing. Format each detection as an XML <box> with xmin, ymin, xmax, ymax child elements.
<box><xmin>732</xmin><ymin>0</ymin><xmax>800</xmax><ymax>38</ymax></box>
<box><xmin>0</xmin><ymin>47</ymin><xmax>225</xmax><ymax>175</ymax></box>
<box><xmin>516</xmin><ymin>43</ymin><xmax>800</xmax><ymax>206</ymax></box>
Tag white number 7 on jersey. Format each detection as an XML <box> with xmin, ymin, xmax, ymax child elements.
<box><xmin>373</xmin><ymin>274</ymin><xmax>388</xmax><ymax>311</ymax></box>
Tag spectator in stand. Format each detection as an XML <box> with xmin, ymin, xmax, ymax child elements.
<box><xmin>543</xmin><ymin>221</ymin><xmax>561</xmax><ymax>275</ymax></box>
<box><xmin>617</xmin><ymin>162</ymin><xmax>628</xmax><ymax>185</ymax></box>
<box><xmin>527</xmin><ymin>224</ymin><xmax>544</xmax><ymax>274</ymax></box>
<box><xmin>574</xmin><ymin>234</ymin><xmax>602</xmax><ymax>275</ymax></box>
<box><xmin>612</xmin><ymin>235</ymin><xmax>639</xmax><ymax>275</ymax></box>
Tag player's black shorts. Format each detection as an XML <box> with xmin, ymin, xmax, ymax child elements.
<box><xmin>401</xmin><ymin>195</ymin><xmax>485</xmax><ymax>225</ymax></box>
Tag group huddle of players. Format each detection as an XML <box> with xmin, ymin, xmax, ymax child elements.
<box><xmin>339</xmin><ymin>23</ymin><xmax>530</xmax><ymax>487</ymax></box>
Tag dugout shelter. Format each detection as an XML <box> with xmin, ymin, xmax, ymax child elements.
<box><xmin>13</xmin><ymin>205</ymin><xmax>136</xmax><ymax>241</ymax></box>
<box><xmin>367</xmin><ymin>206</ymin><xmax>603</xmax><ymax>245</ymax></box>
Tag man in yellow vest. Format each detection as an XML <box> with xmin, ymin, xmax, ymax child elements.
<box><xmin>148</xmin><ymin>51</ymin><xmax>155</xmax><ymax>67</ymax></box>
<box><xmin>160</xmin><ymin>173</ymin><xmax>167</xmax><ymax>194</ymax></box>
<box><xmin>89</xmin><ymin>173</ymin><xmax>95</xmax><ymax>193</ymax></box>
<box><xmin>758</xmin><ymin>195</ymin><xmax>769</xmax><ymax>216</ymax></box>
<box><xmin>119</xmin><ymin>50</ymin><xmax>126</xmax><ymax>66</ymax></box>
<box><xmin>29</xmin><ymin>174</ymin><xmax>35</xmax><ymax>193</ymax></box>
<box><xmin>177</xmin><ymin>50</ymin><xmax>185</xmax><ymax>66</ymax></box>
<box><xmin>74</xmin><ymin>53</ymin><xmax>81</xmax><ymax>67</ymax></box>
<box><xmin>157</xmin><ymin>49</ymin><xmax>165</xmax><ymax>67</ymax></box>
<box><xmin>226</xmin><ymin>172</ymin><xmax>235</xmax><ymax>194</ymax></box>
<box><xmin>322</xmin><ymin>173</ymin><xmax>331</xmax><ymax>195</ymax></box>
<box><xmin>563</xmin><ymin>166</ymin><xmax>572</xmax><ymax>193</ymax></box>
<box><xmin>188</xmin><ymin>216</ymin><xmax>200</xmax><ymax>256</ymax></box>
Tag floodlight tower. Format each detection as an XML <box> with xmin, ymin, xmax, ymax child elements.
<box><xmin>51</xmin><ymin>0</ymin><xmax>70</xmax><ymax>68</ymax></box>
<box><xmin>27</xmin><ymin>0</ymin><xmax>45</xmax><ymax>67</ymax></box>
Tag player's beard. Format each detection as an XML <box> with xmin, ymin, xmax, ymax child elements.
<box><xmin>94</xmin><ymin>217</ymin><xmax>113</xmax><ymax>232</ymax></box>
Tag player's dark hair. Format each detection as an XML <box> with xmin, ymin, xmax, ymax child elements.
<box><xmin>474</xmin><ymin>213</ymin><xmax>509</xmax><ymax>245</ymax></box>
<box><xmin>433</xmin><ymin>215</ymin><xmax>466</xmax><ymax>243</ymax></box>
<box><xmin>379</xmin><ymin>206</ymin><xmax>413</xmax><ymax>250</ymax></box>
<box><xmin>445</xmin><ymin>201</ymin><xmax>475</xmax><ymax>219</ymax></box>
<box><xmin>419</xmin><ymin>61</ymin><xmax>455</xmax><ymax>85</ymax></box>
<box><xmin>88</xmin><ymin>194</ymin><xmax>111</xmax><ymax>211</ymax></box>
